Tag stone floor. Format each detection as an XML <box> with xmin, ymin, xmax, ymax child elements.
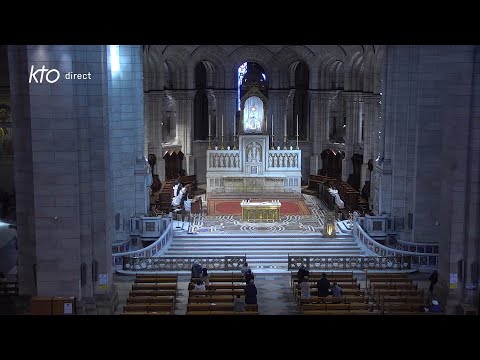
<box><xmin>113</xmin><ymin>270</ymin><xmax>434</xmax><ymax>315</ymax></box>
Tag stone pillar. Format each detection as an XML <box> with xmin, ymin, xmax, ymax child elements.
<box><xmin>224</xmin><ymin>90</ymin><xmax>237</xmax><ymax>144</ymax></box>
<box><xmin>176</xmin><ymin>90</ymin><xmax>196</xmax><ymax>176</ymax></box>
<box><xmin>8</xmin><ymin>45</ymin><xmax>118</xmax><ymax>311</ymax></box>
<box><xmin>360</xmin><ymin>94</ymin><xmax>379</xmax><ymax>189</ymax></box>
<box><xmin>308</xmin><ymin>90</ymin><xmax>321</xmax><ymax>175</ymax></box>
<box><xmin>268</xmin><ymin>90</ymin><xmax>289</xmax><ymax>150</ymax></box>
<box><xmin>146</xmin><ymin>92</ymin><xmax>165</xmax><ymax>181</ymax></box>
<box><xmin>341</xmin><ymin>93</ymin><xmax>362</xmax><ymax>182</ymax></box>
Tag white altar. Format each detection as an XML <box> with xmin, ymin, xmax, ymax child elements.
<box><xmin>240</xmin><ymin>200</ymin><xmax>281</xmax><ymax>222</ymax></box>
<box><xmin>206</xmin><ymin>134</ymin><xmax>302</xmax><ymax>194</ymax></box>
<box><xmin>206</xmin><ymin>88</ymin><xmax>302</xmax><ymax>195</ymax></box>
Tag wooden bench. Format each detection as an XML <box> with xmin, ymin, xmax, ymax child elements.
<box><xmin>188</xmin><ymin>295</ymin><xmax>236</xmax><ymax>304</ymax></box>
<box><xmin>367</xmin><ymin>273</ymin><xmax>409</xmax><ymax>279</ymax></box>
<box><xmin>123</xmin><ymin>303</ymin><xmax>173</xmax><ymax>313</ymax></box>
<box><xmin>134</xmin><ymin>277</ymin><xmax>178</xmax><ymax>284</ymax></box>
<box><xmin>189</xmin><ymin>289</ymin><xmax>244</xmax><ymax>297</ymax></box>
<box><xmin>129</xmin><ymin>290</ymin><xmax>177</xmax><ymax>297</ymax></box>
<box><xmin>123</xmin><ymin>311</ymin><xmax>172</xmax><ymax>315</ymax></box>
<box><xmin>206</xmin><ymin>284</ymin><xmax>246</xmax><ymax>290</ymax></box>
<box><xmin>132</xmin><ymin>283</ymin><xmax>177</xmax><ymax>291</ymax></box>
<box><xmin>136</xmin><ymin>274</ymin><xmax>178</xmax><ymax>279</ymax></box>
<box><xmin>299</xmin><ymin>296</ymin><xmax>369</xmax><ymax>306</ymax></box>
<box><xmin>127</xmin><ymin>296</ymin><xmax>175</xmax><ymax>305</ymax></box>
<box><xmin>187</xmin><ymin>303</ymin><xmax>258</xmax><ymax>312</ymax></box>
<box><xmin>303</xmin><ymin>309</ymin><xmax>375</xmax><ymax>315</ymax></box>
<box><xmin>302</xmin><ymin>303</ymin><xmax>372</xmax><ymax>313</ymax></box>
<box><xmin>290</xmin><ymin>272</ymin><xmax>356</xmax><ymax>287</ymax></box>
<box><xmin>381</xmin><ymin>303</ymin><xmax>425</xmax><ymax>313</ymax></box>
<box><xmin>187</xmin><ymin>311</ymin><xmax>259</xmax><ymax>315</ymax></box>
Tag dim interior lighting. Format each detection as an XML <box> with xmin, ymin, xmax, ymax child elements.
<box><xmin>380</xmin><ymin>92</ymin><xmax>382</xmax><ymax>95</ymax></box>
<box><xmin>343</xmin><ymin>125</ymin><xmax>346</xmax><ymax>128</ymax></box>
<box><xmin>110</xmin><ymin>45</ymin><xmax>120</xmax><ymax>72</ymax></box>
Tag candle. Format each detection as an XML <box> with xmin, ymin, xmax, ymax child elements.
<box><xmin>221</xmin><ymin>115</ymin><xmax>224</xmax><ymax>136</ymax></box>
<box><xmin>208</xmin><ymin>114</ymin><xmax>211</xmax><ymax>136</ymax></box>
<box><xmin>296</xmin><ymin>114</ymin><xmax>299</xmax><ymax>136</ymax></box>
<box><xmin>233</xmin><ymin>114</ymin><xmax>236</xmax><ymax>136</ymax></box>
<box><xmin>284</xmin><ymin>114</ymin><xmax>287</xmax><ymax>137</ymax></box>
<box><xmin>271</xmin><ymin>115</ymin><xmax>274</xmax><ymax>136</ymax></box>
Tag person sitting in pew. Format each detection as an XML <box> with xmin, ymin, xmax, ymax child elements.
<box><xmin>316</xmin><ymin>273</ymin><xmax>331</xmax><ymax>300</ymax></box>
<box><xmin>194</xmin><ymin>279</ymin><xmax>206</xmax><ymax>292</ymax></box>
<box><xmin>331</xmin><ymin>281</ymin><xmax>343</xmax><ymax>303</ymax></box>
<box><xmin>233</xmin><ymin>294</ymin><xmax>246</xmax><ymax>312</ymax></box>
<box><xmin>299</xmin><ymin>277</ymin><xmax>311</xmax><ymax>298</ymax></box>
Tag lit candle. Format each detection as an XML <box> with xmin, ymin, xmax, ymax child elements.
<box><xmin>208</xmin><ymin>114</ymin><xmax>211</xmax><ymax>136</ymax></box>
<box><xmin>296</xmin><ymin>114</ymin><xmax>299</xmax><ymax>136</ymax></box>
<box><xmin>233</xmin><ymin>114</ymin><xmax>236</xmax><ymax>136</ymax></box>
<box><xmin>284</xmin><ymin>114</ymin><xmax>287</xmax><ymax>137</ymax></box>
<box><xmin>221</xmin><ymin>115</ymin><xmax>224</xmax><ymax>136</ymax></box>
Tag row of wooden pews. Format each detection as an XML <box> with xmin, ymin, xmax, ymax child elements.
<box><xmin>187</xmin><ymin>272</ymin><xmax>259</xmax><ymax>315</ymax></box>
<box><xmin>291</xmin><ymin>271</ymin><xmax>374</xmax><ymax>315</ymax></box>
<box><xmin>367</xmin><ymin>273</ymin><xmax>432</xmax><ymax>314</ymax></box>
<box><xmin>306</xmin><ymin>175</ymin><xmax>367</xmax><ymax>213</ymax></box>
<box><xmin>123</xmin><ymin>274</ymin><xmax>178</xmax><ymax>315</ymax></box>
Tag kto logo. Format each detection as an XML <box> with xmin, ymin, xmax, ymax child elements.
<box><xmin>29</xmin><ymin>65</ymin><xmax>60</xmax><ymax>84</ymax></box>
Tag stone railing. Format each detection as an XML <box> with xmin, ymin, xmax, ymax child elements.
<box><xmin>354</xmin><ymin>217</ymin><xmax>439</xmax><ymax>269</ymax></box>
<box><xmin>395</xmin><ymin>239</ymin><xmax>439</xmax><ymax>254</ymax></box>
<box><xmin>288</xmin><ymin>256</ymin><xmax>412</xmax><ymax>271</ymax></box>
<box><xmin>112</xmin><ymin>218</ymin><xmax>174</xmax><ymax>269</ymax></box>
<box><xmin>267</xmin><ymin>150</ymin><xmax>300</xmax><ymax>169</ymax></box>
<box><xmin>207</xmin><ymin>150</ymin><xmax>241</xmax><ymax>170</ymax></box>
<box><xmin>112</xmin><ymin>239</ymin><xmax>130</xmax><ymax>254</ymax></box>
<box><xmin>119</xmin><ymin>256</ymin><xmax>246</xmax><ymax>272</ymax></box>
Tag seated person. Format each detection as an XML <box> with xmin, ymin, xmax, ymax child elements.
<box><xmin>191</xmin><ymin>261</ymin><xmax>203</xmax><ymax>278</ymax></box>
<box><xmin>194</xmin><ymin>279</ymin><xmax>206</xmax><ymax>291</ymax></box>
<box><xmin>331</xmin><ymin>281</ymin><xmax>343</xmax><ymax>303</ymax></box>
<box><xmin>316</xmin><ymin>273</ymin><xmax>331</xmax><ymax>299</ymax></box>
<box><xmin>233</xmin><ymin>294</ymin><xmax>246</xmax><ymax>312</ymax></box>
<box><xmin>299</xmin><ymin>277</ymin><xmax>311</xmax><ymax>298</ymax></box>
<box><xmin>424</xmin><ymin>299</ymin><xmax>442</xmax><ymax>313</ymax></box>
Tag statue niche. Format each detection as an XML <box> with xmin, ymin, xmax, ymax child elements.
<box><xmin>246</xmin><ymin>141</ymin><xmax>262</xmax><ymax>163</ymax></box>
<box><xmin>240</xmin><ymin>87</ymin><xmax>268</xmax><ymax>134</ymax></box>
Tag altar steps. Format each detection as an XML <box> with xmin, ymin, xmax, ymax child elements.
<box><xmin>162</xmin><ymin>233</ymin><xmax>364</xmax><ymax>270</ymax></box>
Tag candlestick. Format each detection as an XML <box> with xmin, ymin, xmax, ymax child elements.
<box><xmin>271</xmin><ymin>115</ymin><xmax>274</xmax><ymax>136</ymax></box>
<box><xmin>233</xmin><ymin>114</ymin><xmax>236</xmax><ymax>137</ymax></box>
<box><xmin>208</xmin><ymin>134</ymin><xmax>212</xmax><ymax>150</ymax></box>
<box><xmin>208</xmin><ymin>114</ymin><xmax>211</xmax><ymax>136</ymax></box>
<box><xmin>221</xmin><ymin>115</ymin><xmax>224</xmax><ymax>136</ymax></box>
<box><xmin>296</xmin><ymin>114</ymin><xmax>299</xmax><ymax>136</ymax></box>
<box><xmin>284</xmin><ymin>113</ymin><xmax>287</xmax><ymax>137</ymax></box>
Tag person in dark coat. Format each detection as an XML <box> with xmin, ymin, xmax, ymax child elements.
<box><xmin>316</xmin><ymin>272</ymin><xmax>331</xmax><ymax>298</ymax></box>
<box><xmin>297</xmin><ymin>265</ymin><xmax>309</xmax><ymax>284</ymax></box>
<box><xmin>244</xmin><ymin>280</ymin><xmax>258</xmax><ymax>304</ymax></box>
<box><xmin>245</xmin><ymin>269</ymin><xmax>254</xmax><ymax>285</ymax></box>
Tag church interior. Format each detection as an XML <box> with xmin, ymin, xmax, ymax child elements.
<box><xmin>0</xmin><ymin>45</ymin><xmax>478</xmax><ymax>315</ymax></box>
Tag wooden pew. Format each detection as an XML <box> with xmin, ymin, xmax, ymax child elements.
<box><xmin>127</xmin><ymin>296</ymin><xmax>175</xmax><ymax>306</ymax></box>
<box><xmin>132</xmin><ymin>283</ymin><xmax>177</xmax><ymax>291</ymax></box>
<box><xmin>129</xmin><ymin>290</ymin><xmax>177</xmax><ymax>297</ymax></box>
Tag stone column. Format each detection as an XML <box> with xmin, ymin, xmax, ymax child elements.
<box><xmin>176</xmin><ymin>90</ymin><xmax>196</xmax><ymax>175</ymax></box>
<box><xmin>224</xmin><ymin>90</ymin><xmax>237</xmax><ymax>144</ymax></box>
<box><xmin>315</xmin><ymin>91</ymin><xmax>338</xmax><ymax>173</ymax></box>
<box><xmin>341</xmin><ymin>92</ymin><xmax>362</xmax><ymax>182</ymax></box>
<box><xmin>360</xmin><ymin>94</ymin><xmax>379</xmax><ymax>189</ymax></box>
<box><xmin>268</xmin><ymin>90</ymin><xmax>289</xmax><ymax>149</ymax></box>
<box><xmin>8</xmin><ymin>45</ymin><xmax>119</xmax><ymax>312</ymax></box>
<box><xmin>146</xmin><ymin>92</ymin><xmax>165</xmax><ymax>180</ymax></box>
<box><xmin>308</xmin><ymin>90</ymin><xmax>321</xmax><ymax>175</ymax></box>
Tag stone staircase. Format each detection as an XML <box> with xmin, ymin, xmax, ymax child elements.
<box><xmin>162</xmin><ymin>232</ymin><xmax>364</xmax><ymax>270</ymax></box>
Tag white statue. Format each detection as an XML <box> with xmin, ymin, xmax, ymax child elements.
<box><xmin>269</xmin><ymin>155</ymin><xmax>273</xmax><ymax>167</ymax></box>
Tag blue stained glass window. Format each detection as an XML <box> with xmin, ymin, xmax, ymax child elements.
<box><xmin>237</xmin><ymin>62</ymin><xmax>247</xmax><ymax>110</ymax></box>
